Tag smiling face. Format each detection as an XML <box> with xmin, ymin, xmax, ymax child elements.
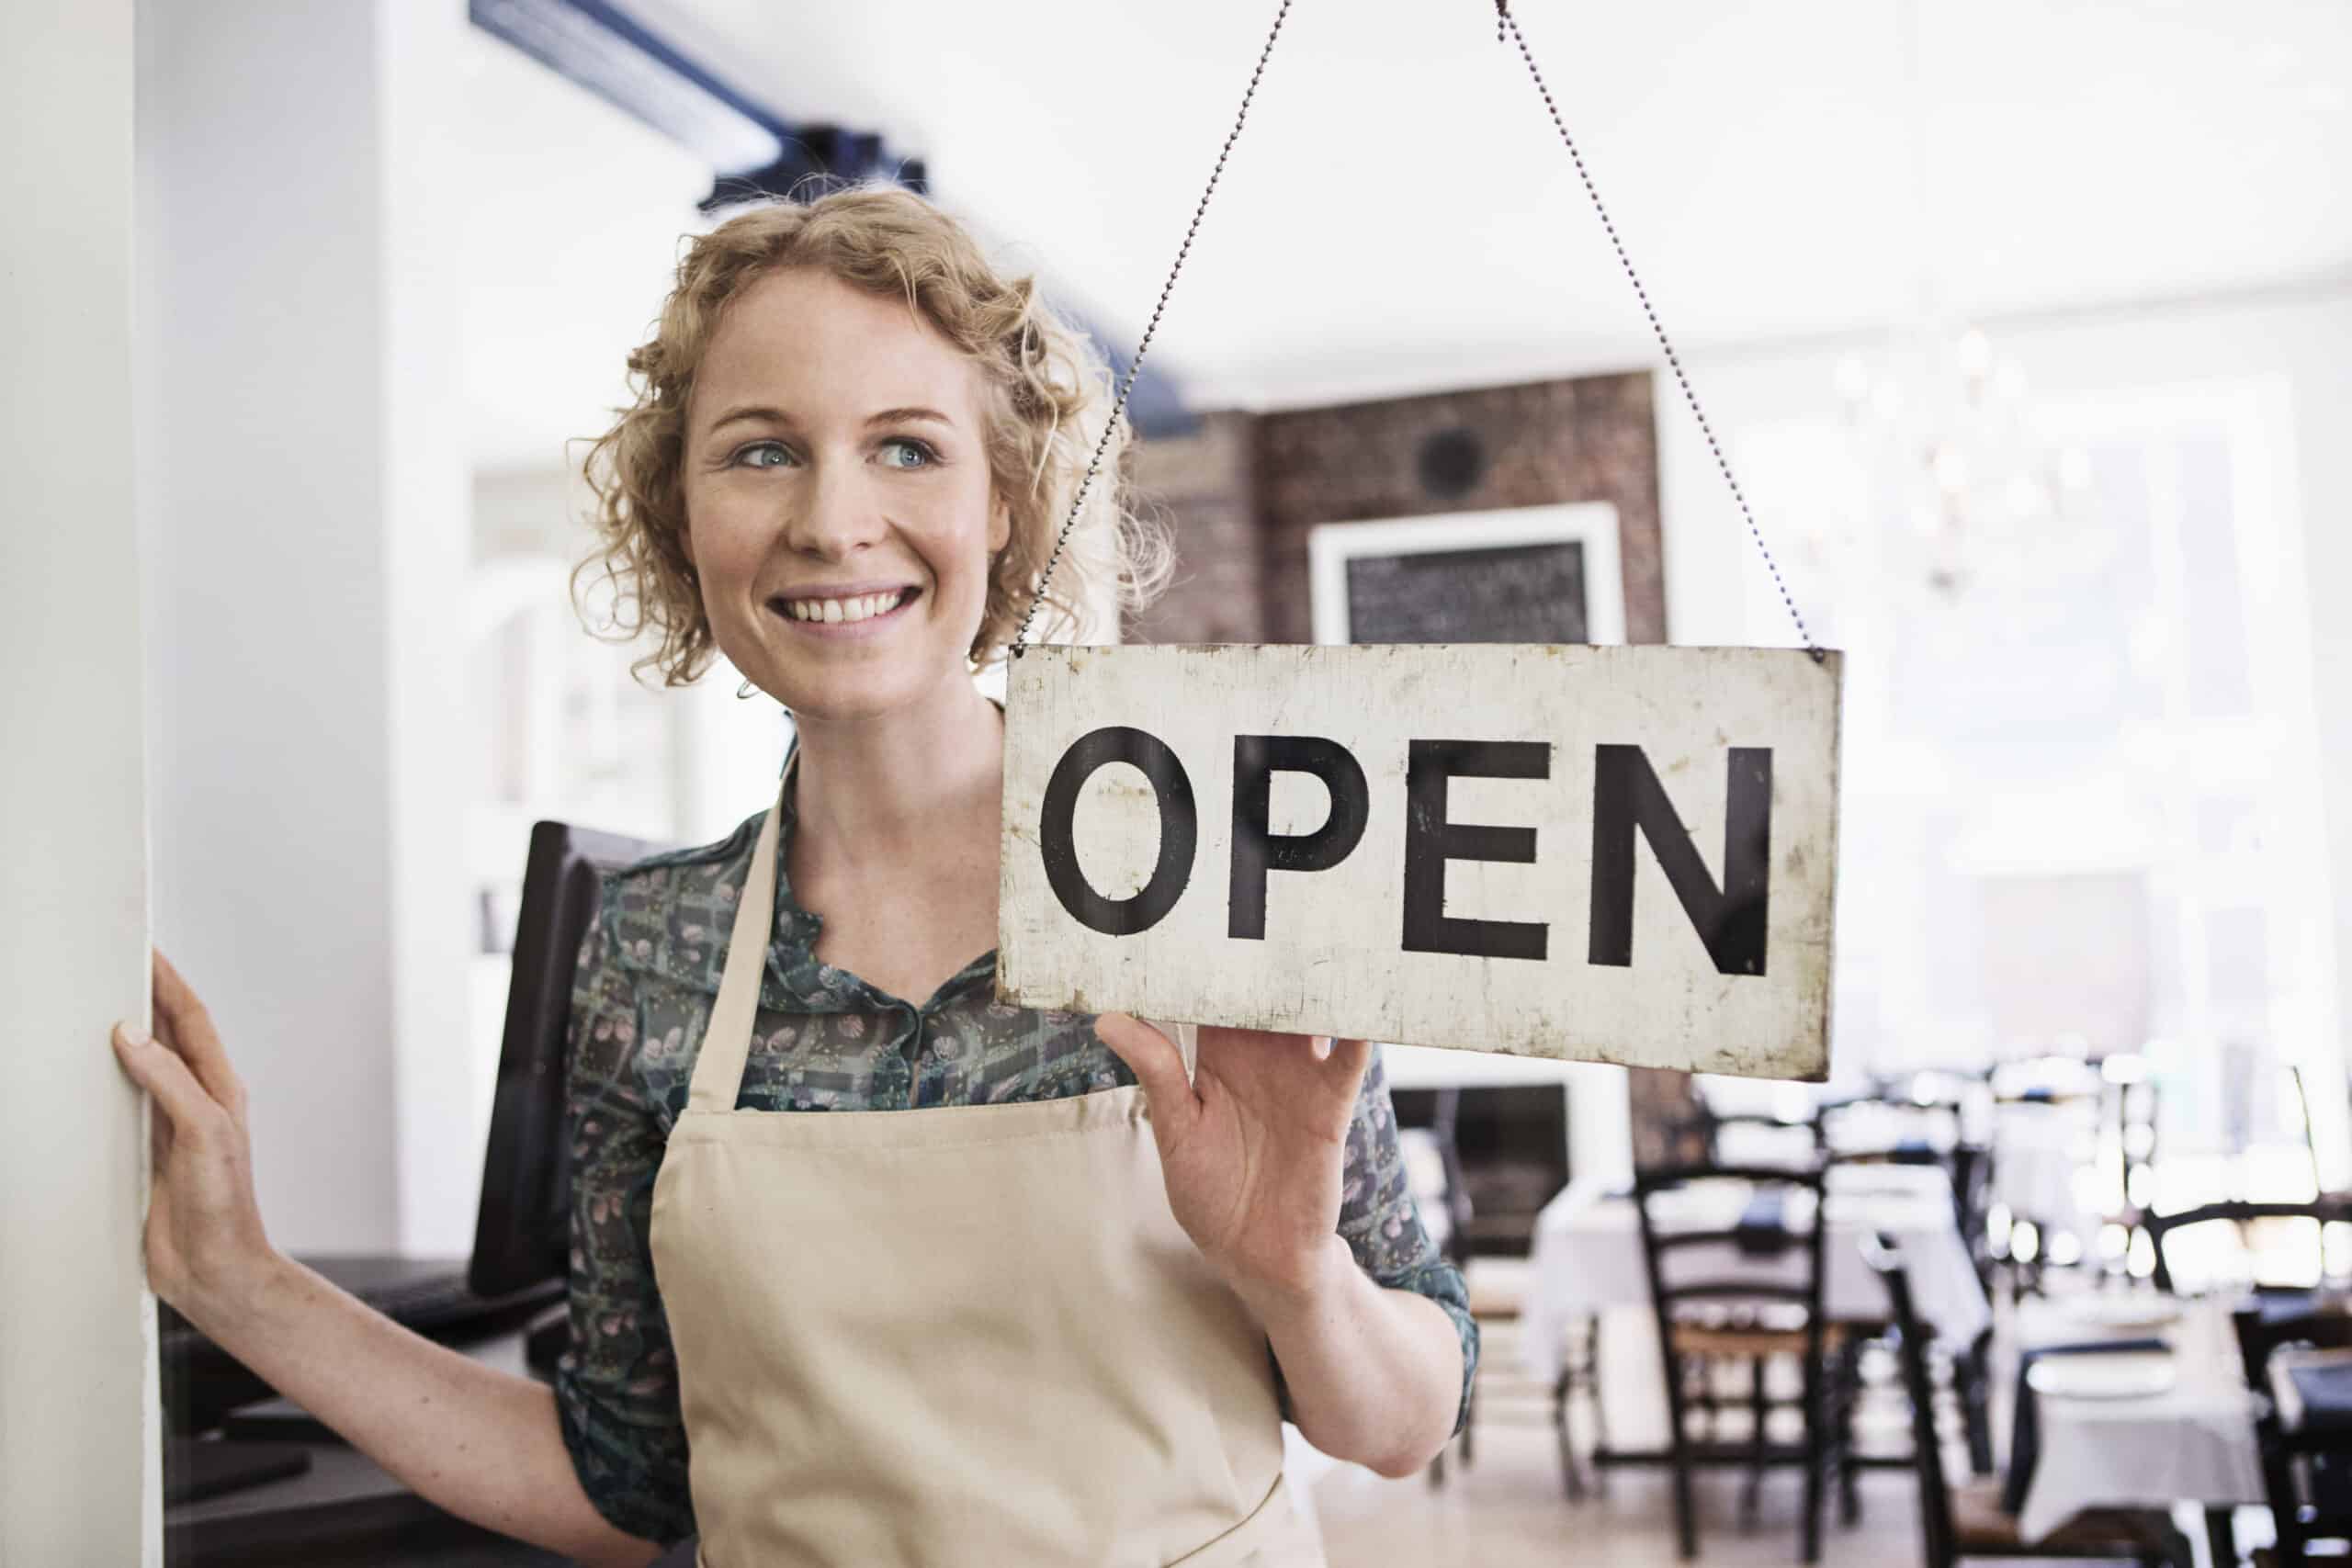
<box><xmin>680</xmin><ymin>265</ymin><xmax>1011</xmax><ymax>721</ymax></box>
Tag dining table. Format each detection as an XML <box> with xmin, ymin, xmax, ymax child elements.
<box><xmin>2007</xmin><ymin>1290</ymin><xmax>2267</xmax><ymax>1547</ymax></box>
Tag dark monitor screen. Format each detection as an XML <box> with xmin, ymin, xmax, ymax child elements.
<box><xmin>469</xmin><ymin>819</ymin><xmax>672</xmax><ymax>1300</ymax></box>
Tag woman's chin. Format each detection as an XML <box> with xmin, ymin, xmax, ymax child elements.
<box><xmin>756</xmin><ymin>659</ymin><xmax>976</xmax><ymax>726</ymax></box>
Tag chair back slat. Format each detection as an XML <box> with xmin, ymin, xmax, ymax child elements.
<box><xmin>2148</xmin><ymin>1197</ymin><xmax>2352</xmax><ymax>1295</ymax></box>
<box><xmin>1636</xmin><ymin>1168</ymin><xmax>1827</xmax><ymax>1292</ymax></box>
<box><xmin>1650</xmin><ymin>1280</ymin><xmax>1819</xmax><ymax>1303</ymax></box>
<box><xmin>1862</xmin><ymin>1235</ymin><xmax>1954</xmax><ymax>1568</ymax></box>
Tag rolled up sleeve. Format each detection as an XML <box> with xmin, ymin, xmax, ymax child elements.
<box><xmin>1328</xmin><ymin>1046</ymin><xmax>1481</xmax><ymax>1437</ymax></box>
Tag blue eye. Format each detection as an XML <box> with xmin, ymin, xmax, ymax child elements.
<box><xmin>736</xmin><ymin>441</ymin><xmax>790</xmax><ymax>469</ymax></box>
<box><xmin>880</xmin><ymin>437</ymin><xmax>936</xmax><ymax>469</ymax></box>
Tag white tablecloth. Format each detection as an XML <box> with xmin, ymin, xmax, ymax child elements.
<box><xmin>1521</xmin><ymin>1164</ymin><xmax>1993</xmax><ymax>1383</ymax></box>
<box><xmin>2012</xmin><ymin>1294</ymin><xmax>2266</xmax><ymax>1542</ymax></box>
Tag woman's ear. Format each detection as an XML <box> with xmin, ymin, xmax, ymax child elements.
<box><xmin>989</xmin><ymin>492</ymin><xmax>1012</xmax><ymax>557</ymax></box>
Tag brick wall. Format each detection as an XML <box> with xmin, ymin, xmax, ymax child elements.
<box><xmin>1125</xmin><ymin>410</ymin><xmax>1263</xmax><ymax>646</ymax></box>
<box><xmin>1255</xmin><ymin>370</ymin><xmax>1667</xmax><ymax>645</ymax></box>
<box><xmin>1125</xmin><ymin>370</ymin><xmax>1666</xmax><ymax>646</ymax></box>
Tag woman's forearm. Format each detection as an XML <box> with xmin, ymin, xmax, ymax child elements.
<box><xmin>1234</xmin><ymin>1234</ymin><xmax>1464</xmax><ymax>1478</ymax></box>
<box><xmin>183</xmin><ymin>1252</ymin><xmax>664</xmax><ymax>1568</ymax></box>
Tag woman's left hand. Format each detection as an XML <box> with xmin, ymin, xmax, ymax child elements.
<box><xmin>1093</xmin><ymin>1014</ymin><xmax>1371</xmax><ymax>1300</ymax></box>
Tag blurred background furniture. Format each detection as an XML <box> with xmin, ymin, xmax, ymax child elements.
<box><xmin>1525</xmin><ymin>1158</ymin><xmax>1993</xmax><ymax>1461</ymax></box>
<box><xmin>2232</xmin><ymin>1292</ymin><xmax>2352</xmax><ymax>1566</ymax></box>
<box><xmin>1633</xmin><ymin>1160</ymin><xmax>1860</xmax><ymax>1562</ymax></box>
<box><xmin>2005</xmin><ymin>1283</ymin><xmax>2266</xmax><ymax>1554</ymax></box>
<box><xmin>1866</xmin><ymin>1235</ymin><xmax>2195</xmax><ymax>1568</ymax></box>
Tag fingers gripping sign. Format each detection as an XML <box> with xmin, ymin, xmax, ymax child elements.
<box><xmin>1092</xmin><ymin>1012</ymin><xmax>1373</xmax><ymax>1301</ymax></box>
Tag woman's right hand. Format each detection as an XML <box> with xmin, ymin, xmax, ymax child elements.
<box><xmin>110</xmin><ymin>948</ymin><xmax>277</xmax><ymax>1318</ymax></box>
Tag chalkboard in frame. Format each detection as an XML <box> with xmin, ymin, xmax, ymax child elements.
<box><xmin>1306</xmin><ymin>502</ymin><xmax>1624</xmax><ymax>647</ymax></box>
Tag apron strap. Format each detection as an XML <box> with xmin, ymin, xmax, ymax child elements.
<box><xmin>686</xmin><ymin>750</ymin><xmax>797</xmax><ymax>1113</ymax></box>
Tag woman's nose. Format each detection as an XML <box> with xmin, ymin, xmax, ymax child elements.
<box><xmin>785</xmin><ymin>457</ymin><xmax>888</xmax><ymax>559</ymax></box>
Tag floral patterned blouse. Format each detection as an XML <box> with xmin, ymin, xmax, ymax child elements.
<box><xmin>553</xmin><ymin>749</ymin><xmax>1480</xmax><ymax>1548</ymax></box>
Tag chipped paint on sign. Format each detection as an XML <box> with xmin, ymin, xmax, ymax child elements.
<box><xmin>998</xmin><ymin>643</ymin><xmax>1842</xmax><ymax>1082</ymax></box>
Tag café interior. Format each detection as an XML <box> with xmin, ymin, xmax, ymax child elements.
<box><xmin>87</xmin><ymin>0</ymin><xmax>2352</xmax><ymax>1563</ymax></box>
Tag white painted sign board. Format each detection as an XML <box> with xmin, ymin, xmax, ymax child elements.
<box><xmin>997</xmin><ymin>643</ymin><xmax>1841</xmax><ymax>1081</ymax></box>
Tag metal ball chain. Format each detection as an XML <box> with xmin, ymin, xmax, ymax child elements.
<box><xmin>1494</xmin><ymin>0</ymin><xmax>1825</xmax><ymax>661</ymax></box>
<box><xmin>1010</xmin><ymin>0</ymin><xmax>1297</xmax><ymax>657</ymax></box>
<box><xmin>1016</xmin><ymin>0</ymin><xmax>1825</xmax><ymax>666</ymax></box>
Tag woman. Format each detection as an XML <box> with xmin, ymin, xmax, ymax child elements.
<box><xmin>113</xmin><ymin>183</ymin><xmax>1476</xmax><ymax>1567</ymax></box>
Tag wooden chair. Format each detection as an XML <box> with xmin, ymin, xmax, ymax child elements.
<box><xmin>1634</xmin><ymin>1160</ymin><xmax>1859</xmax><ymax>1562</ymax></box>
<box><xmin>1549</xmin><ymin>1309</ymin><xmax>1608</xmax><ymax>1500</ymax></box>
<box><xmin>1927</xmin><ymin>1137</ymin><xmax>2001</xmax><ymax>1476</ymax></box>
<box><xmin>1812</xmin><ymin>1100</ymin><xmax>1999</xmax><ymax>1479</ymax></box>
<box><xmin>2233</xmin><ymin>1292</ymin><xmax>2352</xmax><ymax>1566</ymax></box>
<box><xmin>1862</xmin><ymin>1235</ymin><xmax>2194</xmax><ymax>1568</ymax></box>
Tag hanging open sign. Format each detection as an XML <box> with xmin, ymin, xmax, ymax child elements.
<box><xmin>996</xmin><ymin>643</ymin><xmax>1841</xmax><ymax>1080</ymax></box>
<box><xmin>988</xmin><ymin>4</ymin><xmax>1848</xmax><ymax>1079</ymax></box>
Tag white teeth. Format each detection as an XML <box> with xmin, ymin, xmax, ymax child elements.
<box><xmin>785</xmin><ymin>591</ymin><xmax>903</xmax><ymax>624</ymax></box>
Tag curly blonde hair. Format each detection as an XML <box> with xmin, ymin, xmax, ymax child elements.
<box><xmin>572</xmin><ymin>180</ymin><xmax>1171</xmax><ymax>687</ymax></box>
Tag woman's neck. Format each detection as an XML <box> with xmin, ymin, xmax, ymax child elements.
<box><xmin>788</xmin><ymin>671</ymin><xmax>1003</xmax><ymax>862</ymax></box>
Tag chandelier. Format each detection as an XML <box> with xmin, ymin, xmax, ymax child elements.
<box><xmin>1825</xmin><ymin>0</ymin><xmax>2092</xmax><ymax>603</ymax></box>
<box><xmin>1832</xmin><ymin>320</ymin><xmax>2092</xmax><ymax>600</ymax></box>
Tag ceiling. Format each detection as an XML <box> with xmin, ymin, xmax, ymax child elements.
<box><xmin>460</xmin><ymin>0</ymin><xmax>2352</xmax><ymax>471</ymax></box>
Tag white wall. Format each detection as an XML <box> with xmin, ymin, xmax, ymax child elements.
<box><xmin>3</xmin><ymin>2</ymin><xmax>159</xmax><ymax>1560</ymax></box>
<box><xmin>139</xmin><ymin>0</ymin><xmax>476</xmax><ymax>1257</ymax></box>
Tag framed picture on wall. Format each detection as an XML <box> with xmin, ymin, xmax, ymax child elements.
<box><xmin>1306</xmin><ymin>501</ymin><xmax>1625</xmax><ymax>647</ymax></box>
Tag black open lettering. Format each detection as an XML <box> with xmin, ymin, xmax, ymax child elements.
<box><xmin>1588</xmin><ymin>745</ymin><xmax>1771</xmax><ymax>976</ymax></box>
<box><xmin>1401</xmin><ymin>739</ymin><xmax>1551</xmax><ymax>961</ymax></box>
<box><xmin>1228</xmin><ymin>735</ymin><xmax>1370</xmax><ymax>941</ymax></box>
<box><xmin>1038</xmin><ymin>727</ymin><xmax>1198</xmax><ymax>937</ymax></box>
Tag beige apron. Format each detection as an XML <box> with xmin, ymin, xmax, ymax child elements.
<box><xmin>648</xmin><ymin>756</ymin><xmax>1327</xmax><ymax>1568</ymax></box>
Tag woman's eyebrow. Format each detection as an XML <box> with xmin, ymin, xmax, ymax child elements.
<box><xmin>707</xmin><ymin>404</ymin><xmax>956</xmax><ymax>434</ymax></box>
